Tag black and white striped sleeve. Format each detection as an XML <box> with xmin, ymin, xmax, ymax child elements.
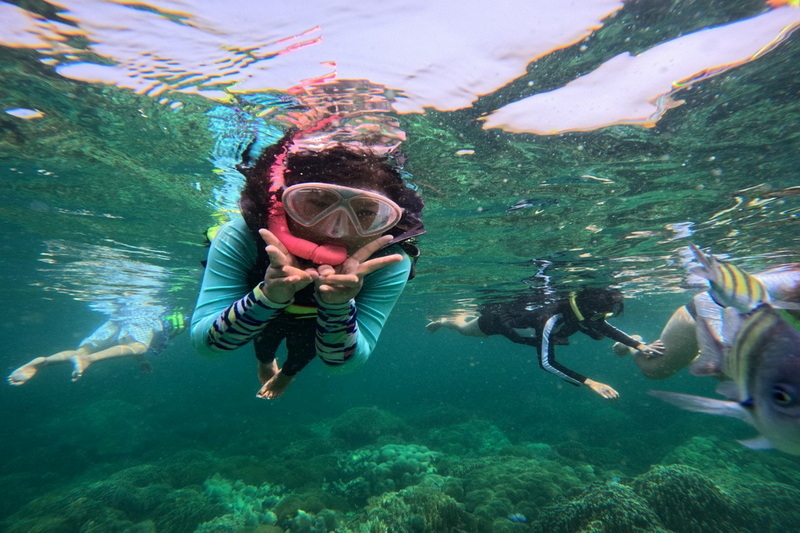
<box><xmin>538</xmin><ymin>313</ymin><xmax>586</xmax><ymax>386</ymax></box>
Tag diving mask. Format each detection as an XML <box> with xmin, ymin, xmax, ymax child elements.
<box><xmin>282</xmin><ymin>182</ymin><xmax>402</xmax><ymax>238</ymax></box>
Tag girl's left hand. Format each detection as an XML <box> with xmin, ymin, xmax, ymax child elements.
<box><xmin>584</xmin><ymin>378</ymin><xmax>620</xmax><ymax>400</ymax></box>
<box><xmin>315</xmin><ymin>235</ymin><xmax>403</xmax><ymax>305</ymax></box>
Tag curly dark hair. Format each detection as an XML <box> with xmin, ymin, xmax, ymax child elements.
<box><xmin>575</xmin><ymin>288</ymin><xmax>624</xmax><ymax>317</ymax></box>
<box><xmin>239</xmin><ymin>131</ymin><xmax>424</xmax><ymax>237</ymax></box>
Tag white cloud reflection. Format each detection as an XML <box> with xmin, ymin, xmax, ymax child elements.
<box><xmin>1</xmin><ymin>1</ymin><xmax>798</xmax><ymax>133</ymax></box>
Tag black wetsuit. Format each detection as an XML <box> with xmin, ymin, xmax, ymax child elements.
<box><xmin>477</xmin><ymin>296</ymin><xmax>641</xmax><ymax>386</ymax></box>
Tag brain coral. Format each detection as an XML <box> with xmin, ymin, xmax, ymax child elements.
<box><xmin>531</xmin><ymin>482</ymin><xmax>668</xmax><ymax>533</ymax></box>
<box><xmin>632</xmin><ymin>464</ymin><xmax>741</xmax><ymax>533</ymax></box>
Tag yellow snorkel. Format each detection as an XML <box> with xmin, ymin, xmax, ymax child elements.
<box><xmin>570</xmin><ymin>291</ymin><xmax>614</xmax><ymax>322</ymax></box>
<box><xmin>569</xmin><ymin>291</ymin><xmax>585</xmax><ymax>321</ymax></box>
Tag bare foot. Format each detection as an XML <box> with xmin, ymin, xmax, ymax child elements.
<box><xmin>425</xmin><ymin>319</ymin><xmax>444</xmax><ymax>333</ymax></box>
<box><xmin>257</xmin><ymin>359</ymin><xmax>279</xmax><ymax>385</ymax></box>
<box><xmin>7</xmin><ymin>357</ymin><xmax>47</xmax><ymax>386</ymax></box>
<box><xmin>256</xmin><ymin>370</ymin><xmax>295</xmax><ymax>400</ymax></box>
<box><xmin>70</xmin><ymin>355</ymin><xmax>91</xmax><ymax>382</ymax></box>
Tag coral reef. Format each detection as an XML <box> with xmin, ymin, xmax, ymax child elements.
<box><xmin>329</xmin><ymin>407</ymin><xmax>411</xmax><ymax>447</ymax></box>
<box><xmin>421</xmin><ymin>419</ymin><xmax>511</xmax><ymax>457</ymax></box>
<box><xmin>356</xmin><ymin>484</ymin><xmax>476</xmax><ymax>533</ymax></box>
<box><xmin>633</xmin><ymin>464</ymin><xmax>741</xmax><ymax>533</ymax></box>
<box><xmin>734</xmin><ymin>482</ymin><xmax>800</xmax><ymax>532</ymax></box>
<box><xmin>531</xmin><ymin>481</ymin><xmax>668</xmax><ymax>533</ymax></box>
<box><xmin>325</xmin><ymin>444</ymin><xmax>441</xmax><ymax>506</ymax></box>
<box><xmin>1</xmin><ymin>462</ymin><xmax>226</xmax><ymax>533</ymax></box>
<box><xmin>445</xmin><ymin>448</ymin><xmax>598</xmax><ymax>528</ymax></box>
<box><xmin>5</xmin><ymin>404</ymin><xmax>800</xmax><ymax>533</ymax></box>
<box><xmin>195</xmin><ymin>474</ymin><xmax>282</xmax><ymax>532</ymax></box>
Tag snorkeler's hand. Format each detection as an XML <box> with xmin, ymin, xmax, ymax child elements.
<box><xmin>315</xmin><ymin>235</ymin><xmax>403</xmax><ymax>305</ymax></box>
<box><xmin>259</xmin><ymin>229</ymin><xmax>318</xmax><ymax>303</ymax></box>
<box><xmin>637</xmin><ymin>341</ymin><xmax>665</xmax><ymax>358</ymax></box>
<box><xmin>584</xmin><ymin>378</ymin><xmax>619</xmax><ymax>400</ymax></box>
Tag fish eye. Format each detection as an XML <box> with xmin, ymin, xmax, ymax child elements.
<box><xmin>771</xmin><ymin>385</ymin><xmax>798</xmax><ymax>407</ymax></box>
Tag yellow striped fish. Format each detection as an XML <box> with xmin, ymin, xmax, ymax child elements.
<box><xmin>688</xmin><ymin>243</ymin><xmax>770</xmax><ymax>313</ymax></box>
<box><xmin>652</xmin><ymin>305</ymin><xmax>800</xmax><ymax>455</ymax></box>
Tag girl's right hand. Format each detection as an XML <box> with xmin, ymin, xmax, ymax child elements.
<box><xmin>259</xmin><ymin>229</ymin><xmax>318</xmax><ymax>304</ymax></box>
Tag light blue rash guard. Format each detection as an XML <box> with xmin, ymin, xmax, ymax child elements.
<box><xmin>191</xmin><ymin>216</ymin><xmax>411</xmax><ymax>374</ymax></box>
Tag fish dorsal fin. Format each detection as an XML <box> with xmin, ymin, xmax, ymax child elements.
<box><xmin>690</xmin><ymin>317</ymin><xmax>727</xmax><ymax>377</ymax></box>
<box><xmin>688</xmin><ymin>243</ymin><xmax>770</xmax><ymax>312</ymax></box>
<box><xmin>688</xmin><ymin>243</ymin><xmax>714</xmax><ymax>271</ymax></box>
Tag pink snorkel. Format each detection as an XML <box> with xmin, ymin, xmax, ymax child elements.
<box><xmin>267</xmin><ymin>126</ymin><xmax>348</xmax><ymax>265</ymax></box>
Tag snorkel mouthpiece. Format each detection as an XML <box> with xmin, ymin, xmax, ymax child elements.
<box><xmin>268</xmin><ymin>205</ymin><xmax>347</xmax><ymax>265</ymax></box>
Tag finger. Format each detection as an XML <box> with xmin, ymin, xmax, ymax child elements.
<box><xmin>317</xmin><ymin>264</ymin><xmax>337</xmax><ymax>277</ymax></box>
<box><xmin>265</xmin><ymin>245</ymin><xmax>290</xmax><ymax>269</ymax></box>
<box><xmin>357</xmin><ymin>254</ymin><xmax>403</xmax><ymax>276</ymax></box>
<box><xmin>350</xmin><ymin>235</ymin><xmax>394</xmax><ymax>263</ymax></box>
<box><xmin>317</xmin><ymin>276</ymin><xmax>360</xmax><ymax>293</ymax></box>
<box><xmin>259</xmin><ymin>229</ymin><xmax>290</xmax><ymax>255</ymax></box>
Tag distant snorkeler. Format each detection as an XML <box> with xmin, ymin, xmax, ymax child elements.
<box><xmin>614</xmin><ymin>245</ymin><xmax>800</xmax><ymax>380</ymax></box>
<box><xmin>8</xmin><ymin>308</ymin><xmax>188</xmax><ymax>385</ymax></box>
<box><xmin>427</xmin><ymin>288</ymin><xmax>662</xmax><ymax>400</ymax></box>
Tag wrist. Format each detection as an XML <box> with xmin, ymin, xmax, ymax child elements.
<box><xmin>255</xmin><ymin>282</ymin><xmax>292</xmax><ymax>308</ymax></box>
<box><xmin>316</xmin><ymin>294</ymin><xmax>355</xmax><ymax>310</ymax></box>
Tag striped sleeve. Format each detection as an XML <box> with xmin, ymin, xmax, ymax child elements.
<box><xmin>312</xmin><ymin>245</ymin><xmax>412</xmax><ymax>374</ymax></box>
<box><xmin>208</xmin><ymin>282</ymin><xmax>290</xmax><ymax>350</ymax></box>
<box><xmin>315</xmin><ymin>300</ymin><xmax>358</xmax><ymax>365</ymax></box>
<box><xmin>539</xmin><ymin>313</ymin><xmax>586</xmax><ymax>386</ymax></box>
<box><xmin>191</xmin><ymin>218</ymin><xmax>286</xmax><ymax>358</ymax></box>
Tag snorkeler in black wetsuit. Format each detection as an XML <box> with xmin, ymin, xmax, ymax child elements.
<box><xmin>427</xmin><ymin>288</ymin><xmax>661</xmax><ymax>399</ymax></box>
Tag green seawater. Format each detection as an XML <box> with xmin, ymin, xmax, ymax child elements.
<box><xmin>1</xmin><ymin>0</ymin><xmax>799</xmax><ymax>531</ymax></box>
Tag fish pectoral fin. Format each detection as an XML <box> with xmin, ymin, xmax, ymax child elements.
<box><xmin>649</xmin><ymin>391</ymin><xmax>754</xmax><ymax>425</ymax></box>
<box><xmin>738</xmin><ymin>435</ymin><xmax>773</xmax><ymax>450</ymax></box>
<box><xmin>772</xmin><ymin>299</ymin><xmax>800</xmax><ymax>311</ymax></box>
<box><xmin>714</xmin><ymin>380</ymin><xmax>740</xmax><ymax>401</ymax></box>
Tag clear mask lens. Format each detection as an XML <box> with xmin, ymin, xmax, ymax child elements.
<box><xmin>283</xmin><ymin>183</ymin><xmax>402</xmax><ymax>237</ymax></box>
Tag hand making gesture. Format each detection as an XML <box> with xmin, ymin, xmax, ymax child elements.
<box><xmin>315</xmin><ymin>234</ymin><xmax>403</xmax><ymax>305</ymax></box>
<box><xmin>258</xmin><ymin>229</ymin><xmax>319</xmax><ymax>304</ymax></box>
